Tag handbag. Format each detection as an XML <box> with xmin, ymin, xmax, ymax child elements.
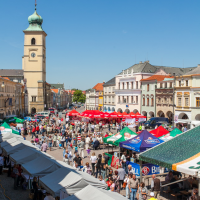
<box><xmin>122</xmin><ymin>182</ymin><xmax>127</xmax><ymax>188</ymax></box>
<box><xmin>29</xmin><ymin>193</ymin><xmax>34</xmax><ymax>199</ymax></box>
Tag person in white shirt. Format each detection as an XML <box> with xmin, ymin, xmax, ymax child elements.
<box><xmin>124</xmin><ymin>174</ymin><xmax>132</xmax><ymax>199</ymax></box>
<box><xmin>85</xmin><ymin>135</ymin><xmax>90</xmax><ymax>150</ymax></box>
<box><xmin>121</xmin><ymin>152</ymin><xmax>127</xmax><ymax>170</ymax></box>
<box><xmin>90</xmin><ymin>152</ymin><xmax>97</xmax><ymax>176</ymax></box>
<box><xmin>44</xmin><ymin>193</ymin><xmax>55</xmax><ymax>200</ymax></box>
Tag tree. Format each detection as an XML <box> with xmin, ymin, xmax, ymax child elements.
<box><xmin>73</xmin><ymin>90</ymin><xmax>86</xmax><ymax>103</ymax></box>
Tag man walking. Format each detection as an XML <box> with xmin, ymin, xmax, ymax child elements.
<box><xmin>151</xmin><ymin>174</ymin><xmax>161</xmax><ymax>200</ymax></box>
<box><xmin>118</xmin><ymin>165</ymin><xmax>126</xmax><ymax>191</ymax></box>
<box><xmin>79</xmin><ymin>139</ymin><xmax>85</xmax><ymax>159</ymax></box>
<box><xmin>128</xmin><ymin>174</ymin><xmax>139</xmax><ymax>200</ymax></box>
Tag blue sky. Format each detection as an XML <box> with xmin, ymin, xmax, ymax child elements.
<box><xmin>1</xmin><ymin>0</ymin><xmax>200</xmax><ymax>90</ymax></box>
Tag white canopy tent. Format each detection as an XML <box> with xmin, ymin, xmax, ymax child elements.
<box><xmin>63</xmin><ymin>185</ymin><xmax>127</xmax><ymax>200</ymax></box>
<box><xmin>0</xmin><ymin>137</ymin><xmax>23</xmax><ymax>148</ymax></box>
<box><xmin>0</xmin><ymin>132</ymin><xmax>23</xmax><ymax>142</ymax></box>
<box><xmin>40</xmin><ymin>167</ymin><xmax>107</xmax><ymax>197</ymax></box>
<box><xmin>22</xmin><ymin>156</ymin><xmax>61</xmax><ymax>177</ymax></box>
<box><xmin>10</xmin><ymin>147</ymin><xmax>42</xmax><ymax>164</ymax></box>
<box><xmin>2</xmin><ymin>140</ymin><xmax>37</xmax><ymax>155</ymax></box>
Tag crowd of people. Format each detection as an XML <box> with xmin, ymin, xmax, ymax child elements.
<box><xmin>1</xmin><ymin>111</ymin><xmax>199</xmax><ymax>200</ymax></box>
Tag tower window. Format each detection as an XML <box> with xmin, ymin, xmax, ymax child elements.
<box><xmin>31</xmin><ymin>38</ymin><xmax>36</xmax><ymax>45</ymax></box>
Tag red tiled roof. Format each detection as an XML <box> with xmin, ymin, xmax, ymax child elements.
<box><xmin>141</xmin><ymin>75</ymin><xmax>174</xmax><ymax>82</ymax></box>
<box><xmin>51</xmin><ymin>89</ymin><xmax>58</xmax><ymax>93</ymax></box>
<box><xmin>92</xmin><ymin>83</ymin><xmax>104</xmax><ymax>91</ymax></box>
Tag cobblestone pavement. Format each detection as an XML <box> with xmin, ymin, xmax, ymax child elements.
<box><xmin>0</xmin><ymin>173</ymin><xmax>29</xmax><ymax>200</ymax></box>
<box><xmin>1</xmin><ymin>107</ymin><xmax>169</xmax><ymax>200</ymax></box>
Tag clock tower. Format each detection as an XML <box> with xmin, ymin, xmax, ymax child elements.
<box><xmin>22</xmin><ymin>4</ymin><xmax>47</xmax><ymax>113</ymax></box>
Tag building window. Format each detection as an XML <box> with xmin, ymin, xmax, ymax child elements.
<box><xmin>151</xmin><ymin>98</ymin><xmax>154</xmax><ymax>106</ymax></box>
<box><xmin>185</xmin><ymin>98</ymin><xmax>189</xmax><ymax>107</ymax></box>
<box><xmin>136</xmin><ymin>96</ymin><xmax>138</xmax><ymax>104</ymax></box>
<box><xmin>178</xmin><ymin>98</ymin><xmax>182</xmax><ymax>106</ymax></box>
<box><xmin>123</xmin><ymin>96</ymin><xmax>126</xmax><ymax>103</ymax></box>
<box><xmin>31</xmin><ymin>38</ymin><xmax>36</xmax><ymax>45</ymax></box>
<box><xmin>170</xmin><ymin>82</ymin><xmax>172</xmax><ymax>88</ymax></box>
<box><xmin>160</xmin><ymin>83</ymin><xmax>163</xmax><ymax>88</ymax></box>
<box><xmin>196</xmin><ymin>97</ymin><xmax>200</xmax><ymax>107</ymax></box>
<box><xmin>147</xmin><ymin>84</ymin><xmax>149</xmax><ymax>91</ymax></box>
<box><xmin>131</xmin><ymin>82</ymin><xmax>133</xmax><ymax>89</ymax></box>
<box><xmin>118</xmin><ymin>96</ymin><xmax>120</xmax><ymax>103</ymax></box>
<box><xmin>165</xmin><ymin>82</ymin><xmax>167</xmax><ymax>88</ymax></box>
<box><xmin>136</xmin><ymin>81</ymin><xmax>138</xmax><ymax>89</ymax></box>
<box><xmin>131</xmin><ymin>96</ymin><xmax>133</xmax><ymax>103</ymax></box>
<box><xmin>122</xmin><ymin>83</ymin><xmax>124</xmax><ymax>90</ymax></box>
<box><xmin>179</xmin><ymin>81</ymin><xmax>181</xmax><ymax>87</ymax></box>
<box><xmin>127</xmin><ymin>82</ymin><xmax>129</xmax><ymax>89</ymax></box>
<box><xmin>32</xmin><ymin>96</ymin><xmax>36</xmax><ymax>102</ymax></box>
<box><xmin>147</xmin><ymin>98</ymin><xmax>149</xmax><ymax>106</ymax></box>
<box><xmin>118</xmin><ymin>83</ymin><xmax>120</xmax><ymax>89</ymax></box>
<box><xmin>186</xmin><ymin>80</ymin><xmax>188</xmax><ymax>86</ymax></box>
<box><xmin>112</xmin><ymin>87</ymin><xmax>115</xmax><ymax>93</ymax></box>
<box><xmin>127</xmin><ymin>96</ymin><xmax>129</xmax><ymax>103</ymax></box>
<box><xmin>143</xmin><ymin>98</ymin><xmax>145</xmax><ymax>106</ymax></box>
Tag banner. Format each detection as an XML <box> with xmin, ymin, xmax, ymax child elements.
<box><xmin>111</xmin><ymin>156</ymin><xmax>119</xmax><ymax>168</ymax></box>
<box><xmin>125</xmin><ymin>118</ymin><xmax>136</xmax><ymax>127</ymax></box>
<box><xmin>127</xmin><ymin>161</ymin><xmax>168</xmax><ymax>176</ymax></box>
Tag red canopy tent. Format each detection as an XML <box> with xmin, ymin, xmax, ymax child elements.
<box><xmin>122</xmin><ymin>112</ymin><xmax>131</xmax><ymax>118</ymax></box>
<box><xmin>67</xmin><ymin>110</ymin><xmax>80</xmax><ymax>116</ymax></box>
<box><xmin>133</xmin><ymin>112</ymin><xmax>146</xmax><ymax>119</ymax></box>
<box><xmin>109</xmin><ymin>111</ymin><xmax>118</xmax><ymax>118</ymax></box>
<box><xmin>117</xmin><ymin>112</ymin><xmax>123</xmax><ymax>118</ymax></box>
<box><xmin>129</xmin><ymin>112</ymin><xmax>136</xmax><ymax>117</ymax></box>
<box><xmin>149</xmin><ymin>126</ymin><xmax>169</xmax><ymax>138</ymax></box>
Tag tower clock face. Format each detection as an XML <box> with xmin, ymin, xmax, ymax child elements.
<box><xmin>31</xmin><ymin>52</ymin><xmax>36</xmax><ymax>58</ymax></box>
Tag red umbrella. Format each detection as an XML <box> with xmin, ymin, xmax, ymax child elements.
<box><xmin>122</xmin><ymin>112</ymin><xmax>131</xmax><ymax>118</ymax></box>
<box><xmin>129</xmin><ymin>112</ymin><xmax>136</xmax><ymax>118</ymax></box>
<box><xmin>117</xmin><ymin>112</ymin><xmax>123</xmax><ymax>118</ymax></box>
<box><xmin>68</xmin><ymin>110</ymin><xmax>80</xmax><ymax>116</ymax></box>
<box><xmin>109</xmin><ymin>111</ymin><xmax>118</xmax><ymax>118</ymax></box>
<box><xmin>104</xmin><ymin>112</ymin><xmax>110</xmax><ymax>118</ymax></box>
<box><xmin>134</xmin><ymin>112</ymin><xmax>146</xmax><ymax>118</ymax></box>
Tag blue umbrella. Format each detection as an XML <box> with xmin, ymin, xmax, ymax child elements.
<box><xmin>119</xmin><ymin>130</ymin><xmax>164</xmax><ymax>152</ymax></box>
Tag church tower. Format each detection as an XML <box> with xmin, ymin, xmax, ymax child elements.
<box><xmin>22</xmin><ymin>3</ymin><xmax>47</xmax><ymax>113</ymax></box>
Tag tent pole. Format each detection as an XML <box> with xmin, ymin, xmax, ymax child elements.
<box><xmin>119</xmin><ymin>146</ymin><xmax>121</xmax><ymax>163</ymax></box>
<box><xmin>199</xmin><ymin>178</ymin><xmax>200</xmax><ymax>196</ymax></box>
<box><xmin>139</xmin><ymin>160</ymin><xmax>142</xmax><ymax>183</ymax></box>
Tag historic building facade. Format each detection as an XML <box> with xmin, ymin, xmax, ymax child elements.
<box><xmin>103</xmin><ymin>77</ymin><xmax>116</xmax><ymax>112</ymax></box>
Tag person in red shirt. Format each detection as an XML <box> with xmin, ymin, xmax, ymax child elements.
<box><xmin>32</xmin><ymin>126</ymin><xmax>36</xmax><ymax>139</ymax></box>
<box><xmin>104</xmin><ymin>132</ymin><xmax>109</xmax><ymax>138</ymax></box>
<box><xmin>36</xmin><ymin>125</ymin><xmax>39</xmax><ymax>135</ymax></box>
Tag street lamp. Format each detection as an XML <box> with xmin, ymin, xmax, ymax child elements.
<box><xmin>1</xmin><ymin>82</ymin><xmax>5</xmax><ymax>88</ymax></box>
<box><xmin>172</xmin><ymin>73</ymin><xmax>176</xmax><ymax>129</ymax></box>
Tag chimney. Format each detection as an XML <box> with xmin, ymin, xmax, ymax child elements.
<box><xmin>139</xmin><ymin>61</ymin><xmax>142</xmax><ymax>64</ymax></box>
<box><xmin>146</xmin><ymin>60</ymin><xmax>149</xmax><ymax>63</ymax></box>
<box><xmin>103</xmin><ymin>81</ymin><xmax>105</xmax><ymax>84</ymax></box>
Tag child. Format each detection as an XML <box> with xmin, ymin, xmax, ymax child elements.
<box><xmin>86</xmin><ymin>148</ymin><xmax>91</xmax><ymax>158</ymax></box>
<box><xmin>75</xmin><ymin>145</ymin><xmax>78</xmax><ymax>153</ymax></box>
<box><xmin>59</xmin><ymin>141</ymin><xmax>62</xmax><ymax>149</ymax></box>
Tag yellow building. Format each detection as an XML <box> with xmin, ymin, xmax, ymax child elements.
<box><xmin>92</xmin><ymin>82</ymin><xmax>104</xmax><ymax>111</ymax></box>
<box><xmin>98</xmin><ymin>91</ymin><xmax>103</xmax><ymax>111</ymax></box>
<box><xmin>22</xmin><ymin>5</ymin><xmax>48</xmax><ymax>114</ymax></box>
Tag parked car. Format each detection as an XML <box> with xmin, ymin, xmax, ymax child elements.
<box><xmin>34</xmin><ymin>114</ymin><xmax>46</xmax><ymax>120</ymax></box>
<box><xmin>144</xmin><ymin>117</ymin><xmax>169</xmax><ymax>129</ymax></box>
<box><xmin>36</xmin><ymin>111</ymin><xmax>49</xmax><ymax>117</ymax></box>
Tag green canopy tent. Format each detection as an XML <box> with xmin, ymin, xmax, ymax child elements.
<box><xmin>3</xmin><ymin>117</ymin><xmax>16</xmax><ymax>123</ymax></box>
<box><xmin>14</xmin><ymin>117</ymin><xmax>25</xmax><ymax>123</ymax></box>
<box><xmin>0</xmin><ymin>122</ymin><xmax>20</xmax><ymax>135</ymax></box>
<box><xmin>159</xmin><ymin>128</ymin><xmax>182</xmax><ymax>141</ymax></box>
<box><xmin>106</xmin><ymin>127</ymin><xmax>137</xmax><ymax>146</ymax></box>
<box><xmin>1</xmin><ymin>122</ymin><xmax>11</xmax><ymax>129</ymax></box>
<box><xmin>103</xmin><ymin>133</ymin><xmax>116</xmax><ymax>143</ymax></box>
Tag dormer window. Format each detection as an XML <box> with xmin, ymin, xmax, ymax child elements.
<box><xmin>31</xmin><ymin>38</ymin><xmax>36</xmax><ymax>45</ymax></box>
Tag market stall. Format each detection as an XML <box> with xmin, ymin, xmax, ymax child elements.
<box><xmin>159</xmin><ymin>128</ymin><xmax>182</xmax><ymax>141</ymax></box>
<box><xmin>119</xmin><ymin>130</ymin><xmax>164</xmax><ymax>152</ymax></box>
<box><xmin>63</xmin><ymin>185</ymin><xmax>127</xmax><ymax>200</ymax></box>
<box><xmin>139</xmin><ymin>125</ymin><xmax>200</xmax><ymax>176</ymax></box>
<box><xmin>40</xmin><ymin>167</ymin><xmax>107</xmax><ymax>197</ymax></box>
<box><xmin>149</xmin><ymin>126</ymin><xmax>169</xmax><ymax>138</ymax></box>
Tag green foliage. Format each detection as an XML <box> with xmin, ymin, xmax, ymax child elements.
<box><xmin>73</xmin><ymin>90</ymin><xmax>86</xmax><ymax>103</ymax></box>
